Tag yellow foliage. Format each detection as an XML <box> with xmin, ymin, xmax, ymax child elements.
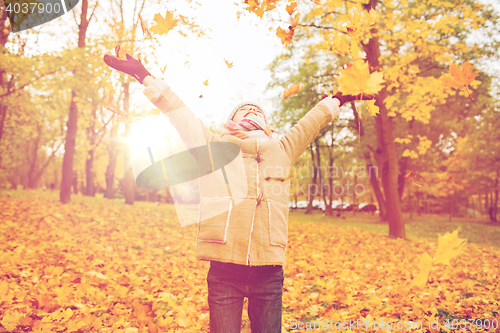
<box><xmin>416</xmin><ymin>135</ymin><xmax>432</xmax><ymax>155</ymax></box>
<box><xmin>394</xmin><ymin>135</ymin><xmax>413</xmax><ymax>145</ymax></box>
<box><xmin>402</xmin><ymin>149</ymin><xmax>419</xmax><ymax>159</ymax></box>
<box><xmin>335</xmin><ymin>60</ymin><xmax>385</xmax><ymax>96</ymax></box>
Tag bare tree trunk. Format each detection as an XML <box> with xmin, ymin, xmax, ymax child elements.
<box><xmin>353</xmin><ymin>169</ymin><xmax>357</xmax><ymax>215</ymax></box>
<box><xmin>0</xmin><ymin>103</ymin><xmax>6</xmax><ymax>145</ymax></box>
<box><xmin>362</xmin><ymin>0</ymin><xmax>405</xmax><ymax>238</ymax></box>
<box><xmin>305</xmin><ymin>143</ymin><xmax>316</xmax><ymax>215</ymax></box>
<box><xmin>104</xmin><ymin>122</ymin><xmax>119</xmax><ymax>199</ymax></box>
<box><xmin>84</xmin><ymin>149</ymin><xmax>95</xmax><ymax>196</ymax></box>
<box><xmin>122</xmin><ymin>82</ymin><xmax>134</xmax><ymax>205</ymax></box>
<box><xmin>60</xmin><ymin>90</ymin><xmax>79</xmax><ymax>203</ymax></box>
<box><xmin>493</xmin><ymin>173</ymin><xmax>499</xmax><ymax>222</ymax></box>
<box><xmin>378</xmin><ymin>90</ymin><xmax>405</xmax><ymax>238</ymax></box>
<box><xmin>364</xmin><ymin>151</ymin><xmax>386</xmax><ymax>220</ymax></box>
<box><xmin>315</xmin><ymin>138</ymin><xmax>324</xmax><ymax>214</ymax></box>
<box><xmin>72</xmin><ymin>170</ymin><xmax>79</xmax><ymax>194</ymax></box>
<box><xmin>84</xmin><ymin>106</ymin><xmax>97</xmax><ymax>196</ymax></box>
<box><xmin>1</xmin><ymin>0</ymin><xmax>12</xmax><ymax>155</ymax></box>
<box><xmin>398</xmin><ymin>156</ymin><xmax>408</xmax><ymax>201</ymax></box>
<box><xmin>323</xmin><ymin>144</ymin><xmax>334</xmax><ymax>217</ymax></box>
<box><xmin>0</xmin><ymin>0</ymin><xmax>11</xmax><ymax>47</ymax></box>
<box><xmin>27</xmin><ymin>133</ymin><xmax>40</xmax><ymax>189</ymax></box>
<box><xmin>60</xmin><ymin>0</ymin><xmax>90</xmax><ymax>203</ymax></box>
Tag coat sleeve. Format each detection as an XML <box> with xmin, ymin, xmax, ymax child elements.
<box><xmin>143</xmin><ymin>78</ymin><xmax>217</xmax><ymax>148</ymax></box>
<box><xmin>279</xmin><ymin>97</ymin><xmax>341</xmax><ymax>163</ymax></box>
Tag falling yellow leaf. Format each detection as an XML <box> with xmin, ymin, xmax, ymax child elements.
<box><xmin>160</xmin><ymin>64</ymin><xmax>167</xmax><ymax>74</ymax></box>
<box><xmin>434</xmin><ymin>229</ymin><xmax>467</xmax><ymax>266</ymax></box>
<box><xmin>410</xmin><ymin>252</ymin><xmax>433</xmax><ymax>289</ymax></box>
<box><xmin>291</xmin><ymin>13</ymin><xmax>300</xmax><ymax>28</ymax></box>
<box><xmin>282</xmin><ymin>83</ymin><xmax>303</xmax><ymax>100</ymax></box>
<box><xmin>442</xmin><ymin>61</ymin><xmax>479</xmax><ymax>88</ymax></box>
<box><xmin>442</xmin><ymin>61</ymin><xmax>480</xmax><ymax>100</ymax></box>
<box><xmin>224</xmin><ymin>58</ymin><xmax>233</xmax><ymax>68</ymax></box>
<box><xmin>336</xmin><ymin>60</ymin><xmax>385</xmax><ymax>96</ymax></box>
<box><xmin>150</xmin><ymin>11</ymin><xmax>178</xmax><ymax>36</ymax></box>
<box><xmin>276</xmin><ymin>26</ymin><xmax>295</xmax><ymax>46</ymax></box>
<box><xmin>114</xmin><ymin>44</ymin><xmax>132</xmax><ymax>59</ymax></box>
<box><xmin>366</xmin><ymin>99</ymin><xmax>379</xmax><ymax>116</ymax></box>
<box><xmin>138</xmin><ymin>14</ymin><xmax>153</xmax><ymax>39</ymax></box>
<box><xmin>203</xmin><ymin>79</ymin><xmax>209</xmax><ymax>86</ymax></box>
<box><xmin>286</xmin><ymin>2</ymin><xmax>297</xmax><ymax>16</ymax></box>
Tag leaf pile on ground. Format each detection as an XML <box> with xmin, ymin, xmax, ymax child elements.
<box><xmin>0</xmin><ymin>195</ymin><xmax>498</xmax><ymax>332</ymax></box>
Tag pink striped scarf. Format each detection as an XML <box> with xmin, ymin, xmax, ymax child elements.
<box><xmin>222</xmin><ymin>115</ymin><xmax>272</xmax><ymax>142</ymax></box>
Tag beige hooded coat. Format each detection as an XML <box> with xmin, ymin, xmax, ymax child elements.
<box><xmin>143</xmin><ymin>78</ymin><xmax>340</xmax><ymax>266</ymax></box>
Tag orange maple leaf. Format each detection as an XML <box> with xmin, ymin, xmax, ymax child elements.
<box><xmin>286</xmin><ymin>2</ymin><xmax>297</xmax><ymax>16</ymax></box>
<box><xmin>442</xmin><ymin>61</ymin><xmax>479</xmax><ymax>100</ymax></box>
<box><xmin>276</xmin><ymin>26</ymin><xmax>294</xmax><ymax>46</ymax></box>
<box><xmin>150</xmin><ymin>11</ymin><xmax>178</xmax><ymax>36</ymax></box>
<box><xmin>282</xmin><ymin>83</ymin><xmax>303</xmax><ymax>100</ymax></box>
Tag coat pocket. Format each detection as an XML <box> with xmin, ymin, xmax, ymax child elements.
<box><xmin>268</xmin><ymin>200</ymin><xmax>289</xmax><ymax>248</ymax></box>
<box><xmin>197</xmin><ymin>197</ymin><xmax>232</xmax><ymax>243</ymax></box>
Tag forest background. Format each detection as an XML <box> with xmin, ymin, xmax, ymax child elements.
<box><xmin>1</xmin><ymin>0</ymin><xmax>500</xmax><ymax>331</ymax></box>
<box><xmin>2</xmin><ymin>0</ymin><xmax>500</xmax><ymax>234</ymax></box>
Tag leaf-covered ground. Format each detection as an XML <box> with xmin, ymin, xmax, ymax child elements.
<box><xmin>0</xmin><ymin>191</ymin><xmax>499</xmax><ymax>332</ymax></box>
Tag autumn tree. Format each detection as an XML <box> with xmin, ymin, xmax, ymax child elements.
<box><xmin>59</xmin><ymin>0</ymin><xmax>99</xmax><ymax>203</ymax></box>
<box><xmin>453</xmin><ymin>104</ymin><xmax>500</xmax><ymax>221</ymax></box>
<box><xmin>245</xmin><ymin>0</ymin><xmax>498</xmax><ymax>238</ymax></box>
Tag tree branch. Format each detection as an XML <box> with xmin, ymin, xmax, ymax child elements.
<box><xmin>297</xmin><ymin>23</ymin><xmax>347</xmax><ymax>34</ymax></box>
<box><xmin>0</xmin><ymin>68</ymin><xmax>61</xmax><ymax>98</ymax></box>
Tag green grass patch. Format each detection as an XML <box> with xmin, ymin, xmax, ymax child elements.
<box><xmin>289</xmin><ymin>209</ymin><xmax>500</xmax><ymax>248</ymax></box>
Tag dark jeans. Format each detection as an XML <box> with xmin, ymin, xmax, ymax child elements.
<box><xmin>207</xmin><ymin>261</ymin><xmax>284</xmax><ymax>333</ymax></box>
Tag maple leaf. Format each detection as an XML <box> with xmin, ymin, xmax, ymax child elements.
<box><xmin>366</xmin><ymin>99</ymin><xmax>379</xmax><ymax>116</ymax></box>
<box><xmin>276</xmin><ymin>26</ymin><xmax>295</xmax><ymax>46</ymax></box>
<box><xmin>282</xmin><ymin>83</ymin><xmax>303</xmax><ymax>100</ymax></box>
<box><xmin>203</xmin><ymin>79</ymin><xmax>209</xmax><ymax>86</ymax></box>
<box><xmin>335</xmin><ymin>60</ymin><xmax>385</xmax><ymax>96</ymax></box>
<box><xmin>442</xmin><ymin>61</ymin><xmax>479</xmax><ymax>100</ymax></box>
<box><xmin>150</xmin><ymin>11</ymin><xmax>178</xmax><ymax>36</ymax></box>
<box><xmin>291</xmin><ymin>13</ymin><xmax>300</xmax><ymax>28</ymax></box>
<box><xmin>246</xmin><ymin>0</ymin><xmax>265</xmax><ymax>17</ymax></box>
<box><xmin>434</xmin><ymin>229</ymin><xmax>467</xmax><ymax>266</ymax></box>
<box><xmin>115</xmin><ymin>44</ymin><xmax>132</xmax><ymax>59</ymax></box>
<box><xmin>286</xmin><ymin>2</ymin><xmax>297</xmax><ymax>16</ymax></box>
<box><xmin>160</xmin><ymin>64</ymin><xmax>167</xmax><ymax>75</ymax></box>
<box><xmin>138</xmin><ymin>14</ymin><xmax>153</xmax><ymax>39</ymax></box>
<box><xmin>400</xmin><ymin>171</ymin><xmax>422</xmax><ymax>187</ymax></box>
<box><xmin>224</xmin><ymin>58</ymin><xmax>233</xmax><ymax>68</ymax></box>
<box><xmin>410</xmin><ymin>252</ymin><xmax>433</xmax><ymax>289</ymax></box>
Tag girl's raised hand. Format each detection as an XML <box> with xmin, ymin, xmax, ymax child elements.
<box><xmin>103</xmin><ymin>54</ymin><xmax>152</xmax><ymax>84</ymax></box>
